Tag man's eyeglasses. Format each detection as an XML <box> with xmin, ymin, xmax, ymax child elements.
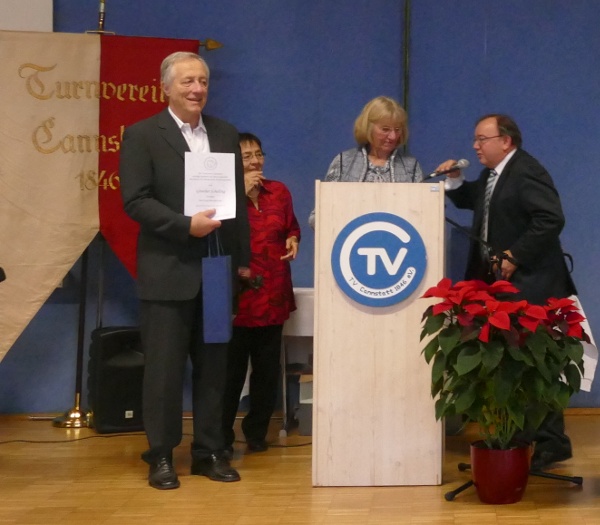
<box><xmin>242</xmin><ymin>152</ymin><xmax>265</xmax><ymax>161</ymax></box>
<box><xmin>473</xmin><ymin>135</ymin><xmax>503</xmax><ymax>145</ymax></box>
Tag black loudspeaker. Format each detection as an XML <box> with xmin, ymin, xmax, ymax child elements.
<box><xmin>88</xmin><ymin>326</ymin><xmax>145</xmax><ymax>433</ymax></box>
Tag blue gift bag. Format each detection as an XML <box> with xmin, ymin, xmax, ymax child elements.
<box><xmin>202</xmin><ymin>231</ymin><xmax>232</xmax><ymax>343</ymax></box>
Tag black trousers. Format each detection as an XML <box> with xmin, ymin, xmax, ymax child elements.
<box><xmin>515</xmin><ymin>410</ymin><xmax>572</xmax><ymax>455</ymax></box>
<box><xmin>222</xmin><ymin>325</ymin><xmax>283</xmax><ymax>446</ymax></box>
<box><xmin>139</xmin><ymin>295</ymin><xmax>228</xmax><ymax>463</ymax></box>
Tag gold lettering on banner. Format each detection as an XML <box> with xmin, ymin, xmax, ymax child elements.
<box><xmin>32</xmin><ymin>117</ymin><xmax>123</xmax><ymax>155</ymax></box>
<box><xmin>32</xmin><ymin>117</ymin><xmax>61</xmax><ymax>153</ymax></box>
<box><xmin>18</xmin><ymin>58</ymin><xmax>164</xmax><ymax>193</ymax></box>
<box><xmin>138</xmin><ymin>85</ymin><xmax>149</xmax><ymax>102</ymax></box>
<box><xmin>19</xmin><ymin>63</ymin><xmax>165</xmax><ymax>103</ymax></box>
<box><xmin>96</xmin><ymin>134</ymin><xmax>121</xmax><ymax>153</ymax></box>
<box><xmin>18</xmin><ymin>63</ymin><xmax>58</xmax><ymax>100</ymax></box>
<box><xmin>54</xmin><ymin>80</ymin><xmax>88</xmax><ymax>100</ymax></box>
<box><xmin>76</xmin><ymin>169</ymin><xmax>120</xmax><ymax>191</ymax></box>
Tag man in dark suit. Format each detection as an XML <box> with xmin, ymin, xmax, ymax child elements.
<box><xmin>119</xmin><ymin>52</ymin><xmax>250</xmax><ymax>489</ymax></box>
<box><xmin>435</xmin><ymin>114</ymin><xmax>576</xmax><ymax>471</ymax></box>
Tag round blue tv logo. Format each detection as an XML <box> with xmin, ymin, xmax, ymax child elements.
<box><xmin>331</xmin><ymin>212</ymin><xmax>427</xmax><ymax>307</ymax></box>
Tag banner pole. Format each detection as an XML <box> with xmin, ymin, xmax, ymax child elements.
<box><xmin>53</xmin><ymin>247</ymin><xmax>91</xmax><ymax>428</ymax></box>
<box><xmin>86</xmin><ymin>0</ymin><xmax>115</xmax><ymax>35</ymax></box>
<box><xmin>98</xmin><ymin>0</ymin><xmax>106</xmax><ymax>32</ymax></box>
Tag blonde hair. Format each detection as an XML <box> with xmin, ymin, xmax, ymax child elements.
<box><xmin>353</xmin><ymin>96</ymin><xmax>408</xmax><ymax>147</ymax></box>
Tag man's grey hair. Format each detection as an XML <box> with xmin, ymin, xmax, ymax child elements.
<box><xmin>160</xmin><ymin>51</ymin><xmax>210</xmax><ymax>87</ymax></box>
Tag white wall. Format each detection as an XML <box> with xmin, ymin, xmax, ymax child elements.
<box><xmin>0</xmin><ymin>0</ymin><xmax>52</xmax><ymax>31</ymax></box>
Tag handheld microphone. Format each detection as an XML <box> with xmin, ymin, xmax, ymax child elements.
<box><xmin>425</xmin><ymin>159</ymin><xmax>470</xmax><ymax>179</ymax></box>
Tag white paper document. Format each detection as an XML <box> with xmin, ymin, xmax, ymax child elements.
<box><xmin>184</xmin><ymin>152</ymin><xmax>236</xmax><ymax>220</ymax></box>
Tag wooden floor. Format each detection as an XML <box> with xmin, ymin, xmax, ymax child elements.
<box><xmin>0</xmin><ymin>410</ymin><xmax>599</xmax><ymax>524</ymax></box>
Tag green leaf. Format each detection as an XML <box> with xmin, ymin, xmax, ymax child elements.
<box><xmin>535</xmin><ymin>360</ymin><xmax>552</xmax><ymax>383</ymax></box>
<box><xmin>525</xmin><ymin>403</ymin><xmax>549</xmax><ymax>431</ymax></box>
<box><xmin>563</xmin><ymin>363</ymin><xmax>582</xmax><ymax>392</ymax></box>
<box><xmin>507</xmin><ymin>401</ymin><xmax>525</xmax><ymax>431</ymax></box>
<box><xmin>480</xmin><ymin>339</ymin><xmax>504</xmax><ymax>372</ymax></box>
<box><xmin>439</xmin><ymin>324</ymin><xmax>462</xmax><ymax>356</ymax></box>
<box><xmin>507</xmin><ymin>344</ymin><xmax>534</xmax><ymax>366</ymax></box>
<box><xmin>492</xmin><ymin>372</ymin><xmax>512</xmax><ymax>407</ymax></box>
<box><xmin>423</xmin><ymin>313</ymin><xmax>446</xmax><ymax>336</ymax></box>
<box><xmin>452</xmin><ymin>384</ymin><xmax>477</xmax><ymax>413</ymax></box>
<box><xmin>527</xmin><ymin>331</ymin><xmax>548</xmax><ymax>366</ymax></box>
<box><xmin>555</xmin><ymin>384</ymin><xmax>571</xmax><ymax>408</ymax></box>
<box><xmin>422</xmin><ymin>337</ymin><xmax>440</xmax><ymax>364</ymax></box>
<box><xmin>454</xmin><ymin>347</ymin><xmax>482</xmax><ymax>376</ymax></box>
<box><xmin>493</xmin><ymin>361</ymin><xmax>522</xmax><ymax>406</ymax></box>
<box><xmin>544</xmin><ymin>381</ymin><xmax>561</xmax><ymax>402</ymax></box>
<box><xmin>435</xmin><ymin>397</ymin><xmax>452</xmax><ymax>420</ymax></box>
<box><xmin>566</xmin><ymin>339</ymin><xmax>584</xmax><ymax>363</ymax></box>
<box><xmin>522</xmin><ymin>371</ymin><xmax>544</xmax><ymax>401</ymax></box>
<box><xmin>431</xmin><ymin>376</ymin><xmax>443</xmax><ymax>398</ymax></box>
<box><xmin>421</xmin><ymin>304</ymin><xmax>434</xmax><ymax>323</ymax></box>
<box><xmin>431</xmin><ymin>352</ymin><xmax>447</xmax><ymax>384</ymax></box>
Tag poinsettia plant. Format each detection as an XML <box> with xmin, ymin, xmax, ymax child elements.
<box><xmin>420</xmin><ymin>278</ymin><xmax>587</xmax><ymax>450</ymax></box>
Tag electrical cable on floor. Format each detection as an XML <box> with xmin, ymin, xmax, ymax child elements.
<box><xmin>0</xmin><ymin>434</ymin><xmax>311</xmax><ymax>447</ymax></box>
<box><xmin>0</xmin><ymin>433</ymin><xmax>146</xmax><ymax>445</ymax></box>
<box><xmin>3</xmin><ymin>414</ymin><xmax>312</xmax><ymax>447</ymax></box>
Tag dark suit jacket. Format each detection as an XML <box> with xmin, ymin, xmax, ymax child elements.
<box><xmin>119</xmin><ymin>108</ymin><xmax>250</xmax><ymax>301</ymax></box>
<box><xmin>447</xmin><ymin>148</ymin><xmax>576</xmax><ymax>305</ymax></box>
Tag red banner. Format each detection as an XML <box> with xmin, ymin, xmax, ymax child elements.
<box><xmin>98</xmin><ymin>35</ymin><xmax>199</xmax><ymax>277</ymax></box>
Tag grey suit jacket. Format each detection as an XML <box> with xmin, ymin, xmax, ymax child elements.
<box><xmin>447</xmin><ymin>148</ymin><xmax>576</xmax><ymax>304</ymax></box>
<box><xmin>119</xmin><ymin>108</ymin><xmax>250</xmax><ymax>301</ymax></box>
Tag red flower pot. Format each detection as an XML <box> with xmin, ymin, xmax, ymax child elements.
<box><xmin>470</xmin><ymin>440</ymin><xmax>531</xmax><ymax>504</ymax></box>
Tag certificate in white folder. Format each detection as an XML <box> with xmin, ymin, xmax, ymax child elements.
<box><xmin>184</xmin><ymin>152</ymin><xmax>236</xmax><ymax>220</ymax></box>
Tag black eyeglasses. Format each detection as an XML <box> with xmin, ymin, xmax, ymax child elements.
<box><xmin>242</xmin><ymin>152</ymin><xmax>265</xmax><ymax>161</ymax></box>
<box><xmin>473</xmin><ymin>135</ymin><xmax>502</xmax><ymax>145</ymax></box>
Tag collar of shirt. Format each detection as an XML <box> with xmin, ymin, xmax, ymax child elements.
<box><xmin>168</xmin><ymin>107</ymin><xmax>209</xmax><ymax>153</ymax></box>
<box><xmin>492</xmin><ymin>148</ymin><xmax>517</xmax><ymax>177</ymax></box>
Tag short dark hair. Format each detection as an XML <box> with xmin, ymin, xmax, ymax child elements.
<box><xmin>477</xmin><ymin>114</ymin><xmax>522</xmax><ymax>148</ymax></box>
<box><xmin>239</xmin><ymin>132</ymin><xmax>262</xmax><ymax>150</ymax></box>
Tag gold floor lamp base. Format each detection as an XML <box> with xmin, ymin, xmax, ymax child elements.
<box><xmin>53</xmin><ymin>394</ymin><xmax>90</xmax><ymax>428</ymax></box>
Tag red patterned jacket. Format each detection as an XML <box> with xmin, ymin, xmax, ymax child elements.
<box><xmin>234</xmin><ymin>179</ymin><xmax>301</xmax><ymax>327</ymax></box>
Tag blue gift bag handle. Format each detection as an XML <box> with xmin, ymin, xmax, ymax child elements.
<box><xmin>207</xmin><ymin>230</ymin><xmax>224</xmax><ymax>258</ymax></box>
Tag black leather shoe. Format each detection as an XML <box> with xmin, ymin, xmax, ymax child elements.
<box><xmin>148</xmin><ymin>457</ymin><xmax>180</xmax><ymax>490</ymax></box>
<box><xmin>246</xmin><ymin>439</ymin><xmax>268</xmax><ymax>453</ymax></box>
<box><xmin>191</xmin><ymin>454</ymin><xmax>241</xmax><ymax>482</ymax></box>
<box><xmin>530</xmin><ymin>449</ymin><xmax>572</xmax><ymax>472</ymax></box>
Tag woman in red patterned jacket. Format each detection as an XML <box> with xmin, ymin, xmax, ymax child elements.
<box><xmin>222</xmin><ymin>132</ymin><xmax>301</xmax><ymax>455</ymax></box>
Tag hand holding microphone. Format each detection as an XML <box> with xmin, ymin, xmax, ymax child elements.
<box><xmin>426</xmin><ymin>158</ymin><xmax>469</xmax><ymax>179</ymax></box>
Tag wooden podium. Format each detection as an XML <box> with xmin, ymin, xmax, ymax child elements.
<box><xmin>312</xmin><ymin>181</ymin><xmax>445</xmax><ymax>486</ymax></box>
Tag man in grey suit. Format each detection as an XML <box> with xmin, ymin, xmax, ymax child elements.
<box><xmin>435</xmin><ymin>114</ymin><xmax>576</xmax><ymax>472</ymax></box>
<box><xmin>119</xmin><ymin>52</ymin><xmax>250</xmax><ymax>489</ymax></box>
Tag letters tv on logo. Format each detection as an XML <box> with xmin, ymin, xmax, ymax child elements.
<box><xmin>331</xmin><ymin>212</ymin><xmax>427</xmax><ymax>307</ymax></box>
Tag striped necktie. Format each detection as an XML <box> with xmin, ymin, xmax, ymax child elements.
<box><xmin>480</xmin><ymin>169</ymin><xmax>498</xmax><ymax>257</ymax></box>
